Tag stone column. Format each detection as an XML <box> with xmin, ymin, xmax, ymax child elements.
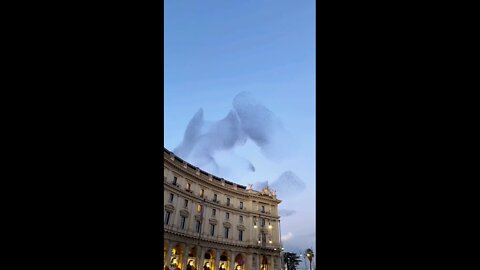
<box><xmin>196</xmin><ymin>246</ymin><xmax>204</xmax><ymax>270</ymax></box>
<box><xmin>214</xmin><ymin>250</ymin><xmax>221</xmax><ymax>270</ymax></box>
<box><xmin>269</xmin><ymin>256</ymin><xmax>274</xmax><ymax>270</ymax></box>
<box><xmin>245</xmin><ymin>254</ymin><xmax>252</xmax><ymax>270</ymax></box>
<box><xmin>274</xmin><ymin>256</ymin><xmax>280</xmax><ymax>270</ymax></box>
<box><xmin>230</xmin><ymin>251</ymin><xmax>235</xmax><ymax>270</ymax></box>
<box><xmin>182</xmin><ymin>244</ymin><xmax>191</xmax><ymax>270</ymax></box>
<box><xmin>166</xmin><ymin>242</ymin><xmax>176</xmax><ymax>268</ymax></box>
<box><xmin>164</xmin><ymin>241</ymin><xmax>170</xmax><ymax>267</ymax></box>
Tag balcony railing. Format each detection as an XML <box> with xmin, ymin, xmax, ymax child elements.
<box><xmin>164</xmin><ymin>225</ymin><xmax>251</xmax><ymax>247</ymax></box>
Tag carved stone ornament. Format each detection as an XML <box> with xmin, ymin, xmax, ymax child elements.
<box><xmin>209</xmin><ymin>218</ymin><xmax>218</xmax><ymax>225</ymax></box>
<box><xmin>237</xmin><ymin>224</ymin><xmax>245</xmax><ymax>231</ymax></box>
<box><xmin>260</xmin><ymin>186</ymin><xmax>275</xmax><ymax>197</ymax></box>
<box><xmin>179</xmin><ymin>209</ymin><xmax>190</xmax><ymax>217</ymax></box>
<box><xmin>165</xmin><ymin>204</ymin><xmax>175</xmax><ymax>212</ymax></box>
<box><xmin>223</xmin><ymin>222</ymin><xmax>231</xmax><ymax>228</ymax></box>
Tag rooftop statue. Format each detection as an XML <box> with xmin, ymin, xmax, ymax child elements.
<box><xmin>260</xmin><ymin>186</ymin><xmax>275</xmax><ymax>197</ymax></box>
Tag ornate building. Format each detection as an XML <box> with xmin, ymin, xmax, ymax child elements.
<box><xmin>164</xmin><ymin>148</ymin><xmax>283</xmax><ymax>270</ymax></box>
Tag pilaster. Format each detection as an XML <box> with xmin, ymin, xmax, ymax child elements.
<box><xmin>165</xmin><ymin>241</ymin><xmax>176</xmax><ymax>268</ymax></box>
<box><xmin>214</xmin><ymin>250</ymin><xmax>221</xmax><ymax>270</ymax></box>
<box><xmin>230</xmin><ymin>251</ymin><xmax>235</xmax><ymax>270</ymax></box>
<box><xmin>182</xmin><ymin>244</ymin><xmax>191</xmax><ymax>270</ymax></box>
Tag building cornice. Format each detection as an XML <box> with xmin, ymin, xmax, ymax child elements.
<box><xmin>164</xmin><ymin>230</ymin><xmax>281</xmax><ymax>254</ymax></box>
<box><xmin>164</xmin><ymin>148</ymin><xmax>281</xmax><ymax>204</ymax></box>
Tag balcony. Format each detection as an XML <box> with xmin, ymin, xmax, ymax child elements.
<box><xmin>164</xmin><ymin>225</ymin><xmax>252</xmax><ymax>247</ymax></box>
<box><xmin>257</xmin><ymin>239</ymin><xmax>267</xmax><ymax>247</ymax></box>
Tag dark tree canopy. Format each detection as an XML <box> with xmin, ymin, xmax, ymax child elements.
<box><xmin>283</xmin><ymin>252</ymin><xmax>302</xmax><ymax>270</ymax></box>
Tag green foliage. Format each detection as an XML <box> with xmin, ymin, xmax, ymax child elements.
<box><xmin>283</xmin><ymin>252</ymin><xmax>302</xmax><ymax>270</ymax></box>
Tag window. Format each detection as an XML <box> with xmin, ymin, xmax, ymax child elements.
<box><xmin>239</xmin><ymin>216</ymin><xmax>243</xmax><ymax>223</ymax></box>
<box><xmin>196</xmin><ymin>221</ymin><xmax>201</xmax><ymax>233</ymax></box>
<box><xmin>184</xmin><ymin>199</ymin><xmax>188</xmax><ymax>208</ymax></box>
<box><xmin>210</xmin><ymin>224</ymin><xmax>215</xmax><ymax>236</ymax></box>
<box><xmin>238</xmin><ymin>230</ymin><xmax>243</xmax><ymax>241</ymax></box>
<box><xmin>212</xmin><ymin>209</ymin><xmax>216</xmax><ymax>216</ymax></box>
<box><xmin>224</xmin><ymin>227</ymin><xmax>229</xmax><ymax>238</ymax></box>
<box><xmin>180</xmin><ymin>216</ymin><xmax>186</xmax><ymax>230</ymax></box>
<box><xmin>187</xmin><ymin>183</ymin><xmax>191</xmax><ymax>190</ymax></box>
<box><xmin>226</xmin><ymin>212</ymin><xmax>229</xmax><ymax>219</ymax></box>
<box><xmin>200</xmin><ymin>189</ymin><xmax>204</xmax><ymax>197</ymax></box>
<box><xmin>227</xmin><ymin>198</ymin><xmax>230</xmax><ymax>206</ymax></box>
<box><xmin>213</xmin><ymin>194</ymin><xmax>217</xmax><ymax>202</ymax></box>
<box><xmin>261</xmin><ymin>205</ymin><xmax>265</xmax><ymax>213</ymax></box>
<box><xmin>240</xmin><ymin>202</ymin><xmax>243</xmax><ymax>209</ymax></box>
<box><xmin>261</xmin><ymin>218</ymin><xmax>265</xmax><ymax>226</ymax></box>
<box><xmin>197</xmin><ymin>205</ymin><xmax>202</xmax><ymax>213</ymax></box>
<box><xmin>164</xmin><ymin>212</ymin><xmax>171</xmax><ymax>225</ymax></box>
<box><xmin>173</xmin><ymin>176</ymin><xmax>177</xmax><ymax>185</ymax></box>
<box><xmin>169</xmin><ymin>193</ymin><xmax>174</xmax><ymax>202</ymax></box>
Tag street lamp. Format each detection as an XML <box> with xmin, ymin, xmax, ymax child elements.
<box><xmin>304</xmin><ymin>249</ymin><xmax>314</xmax><ymax>270</ymax></box>
<box><xmin>306</xmin><ymin>253</ymin><xmax>312</xmax><ymax>270</ymax></box>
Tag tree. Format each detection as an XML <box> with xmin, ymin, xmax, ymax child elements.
<box><xmin>304</xmin><ymin>249</ymin><xmax>314</xmax><ymax>270</ymax></box>
<box><xmin>283</xmin><ymin>252</ymin><xmax>302</xmax><ymax>270</ymax></box>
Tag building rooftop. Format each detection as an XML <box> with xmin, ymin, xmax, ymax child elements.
<box><xmin>163</xmin><ymin>147</ymin><xmax>247</xmax><ymax>190</ymax></box>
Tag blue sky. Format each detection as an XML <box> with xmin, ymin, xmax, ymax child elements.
<box><xmin>164</xmin><ymin>0</ymin><xmax>315</xmax><ymax>261</ymax></box>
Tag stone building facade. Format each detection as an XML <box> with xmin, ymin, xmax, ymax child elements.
<box><xmin>164</xmin><ymin>148</ymin><xmax>283</xmax><ymax>270</ymax></box>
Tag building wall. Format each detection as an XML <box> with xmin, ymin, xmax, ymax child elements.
<box><xmin>164</xmin><ymin>148</ymin><xmax>283</xmax><ymax>270</ymax></box>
